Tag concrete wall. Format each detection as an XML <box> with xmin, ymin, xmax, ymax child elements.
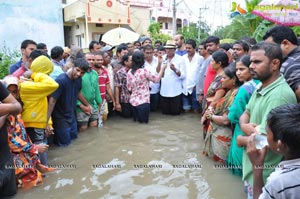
<box><xmin>0</xmin><ymin>0</ymin><xmax>64</xmax><ymax>51</ymax></box>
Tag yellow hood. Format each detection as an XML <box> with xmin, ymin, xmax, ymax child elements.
<box><xmin>30</xmin><ymin>55</ymin><xmax>53</xmax><ymax>75</ymax></box>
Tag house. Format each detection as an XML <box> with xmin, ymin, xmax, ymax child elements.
<box><xmin>62</xmin><ymin>0</ymin><xmax>191</xmax><ymax>48</ymax></box>
<box><xmin>150</xmin><ymin>2</ymin><xmax>192</xmax><ymax>36</ymax></box>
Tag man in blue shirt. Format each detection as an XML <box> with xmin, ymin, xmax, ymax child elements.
<box><xmin>9</xmin><ymin>39</ymin><xmax>37</xmax><ymax>74</ymax></box>
<box><xmin>174</xmin><ymin>34</ymin><xmax>187</xmax><ymax>56</ymax></box>
<box><xmin>47</xmin><ymin>58</ymin><xmax>89</xmax><ymax>146</ymax></box>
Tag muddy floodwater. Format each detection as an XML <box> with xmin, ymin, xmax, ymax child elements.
<box><xmin>15</xmin><ymin>112</ymin><xmax>245</xmax><ymax>199</ymax></box>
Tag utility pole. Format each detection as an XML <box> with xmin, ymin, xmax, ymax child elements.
<box><xmin>198</xmin><ymin>5</ymin><xmax>208</xmax><ymax>42</ymax></box>
<box><xmin>172</xmin><ymin>0</ymin><xmax>176</xmax><ymax>37</ymax></box>
<box><xmin>172</xmin><ymin>0</ymin><xmax>184</xmax><ymax>37</ymax></box>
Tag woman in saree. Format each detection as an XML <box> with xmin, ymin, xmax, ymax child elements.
<box><xmin>227</xmin><ymin>55</ymin><xmax>259</xmax><ymax>176</ymax></box>
<box><xmin>3</xmin><ymin>76</ymin><xmax>53</xmax><ymax>188</ymax></box>
<box><xmin>203</xmin><ymin>64</ymin><xmax>243</xmax><ymax>163</ymax></box>
<box><xmin>201</xmin><ymin>50</ymin><xmax>229</xmax><ymax>138</ymax></box>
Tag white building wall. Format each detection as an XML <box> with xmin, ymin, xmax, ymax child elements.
<box><xmin>0</xmin><ymin>0</ymin><xmax>64</xmax><ymax>51</ymax></box>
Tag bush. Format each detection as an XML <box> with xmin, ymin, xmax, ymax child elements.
<box><xmin>0</xmin><ymin>42</ymin><xmax>21</xmax><ymax>79</ymax></box>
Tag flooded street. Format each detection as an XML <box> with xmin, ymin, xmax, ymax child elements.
<box><xmin>15</xmin><ymin>112</ymin><xmax>245</xmax><ymax>199</ymax></box>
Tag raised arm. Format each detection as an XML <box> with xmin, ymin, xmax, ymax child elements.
<box><xmin>0</xmin><ymin>94</ymin><xmax>22</xmax><ymax>117</ymax></box>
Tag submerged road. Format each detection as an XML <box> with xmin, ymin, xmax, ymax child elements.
<box><xmin>15</xmin><ymin>112</ymin><xmax>245</xmax><ymax>199</ymax></box>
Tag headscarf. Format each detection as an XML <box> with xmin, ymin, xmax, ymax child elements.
<box><xmin>3</xmin><ymin>75</ymin><xmax>19</xmax><ymax>88</ymax></box>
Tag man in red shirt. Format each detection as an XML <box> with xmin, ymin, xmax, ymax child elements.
<box><xmin>93</xmin><ymin>52</ymin><xmax>115</xmax><ymax>121</ymax></box>
<box><xmin>202</xmin><ymin>36</ymin><xmax>220</xmax><ymax>96</ymax></box>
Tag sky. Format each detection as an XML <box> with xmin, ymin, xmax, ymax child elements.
<box><xmin>169</xmin><ymin>0</ymin><xmax>247</xmax><ymax>31</ymax></box>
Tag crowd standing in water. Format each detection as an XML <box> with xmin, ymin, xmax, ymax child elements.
<box><xmin>1</xmin><ymin>25</ymin><xmax>300</xmax><ymax>199</ymax></box>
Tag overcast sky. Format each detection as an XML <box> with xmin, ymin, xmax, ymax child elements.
<box><xmin>169</xmin><ymin>0</ymin><xmax>247</xmax><ymax>30</ymax></box>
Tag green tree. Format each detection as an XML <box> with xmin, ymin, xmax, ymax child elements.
<box><xmin>292</xmin><ymin>26</ymin><xmax>300</xmax><ymax>36</ymax></box>
<box><xmin>214</xmin><ymin>15</ymin><xmax>252</xmax><ymax>40</ymax></box>
<box><xmin>214</xmin><ymin>0</ymin><xmax>300</xmax><ymax>42</ymax></box>
<box><xmin>148</xmin><ymin>22</ymin><xmax>172</xmax><ymax>44</ymax></box>
<box><xmin>0</xmin><ymin>42</ymin><xmax>20</xmax><ymax>79</ymax></box>
<box><xmin>214</xmin><ymin>0</ymin><xmax>273</xmax><ymax>41</ymax></box>
<box><xmin>177</xmin><ymin>22</ymin><xmax>210</xmax><ymax>43</ymax></box>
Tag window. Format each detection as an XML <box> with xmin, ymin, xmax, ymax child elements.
<box><xmin>76</xmin><ymin>35</ymin><xmax>82</xmax><ymax>48</ymax></box>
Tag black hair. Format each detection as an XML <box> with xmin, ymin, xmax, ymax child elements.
<box><xmin>157</xmin><ymin>46</ymin><xmax>165</xmax><ymax>51</ymax></box>
<box><xmin>199</xmin><ymin>41</ymin><xmax>207</xmax><ymax>50</ymax></box>
<box><xmin>29</xmin><ymin>49</ymin><xmax>50</xmax><ymax>60</ymax></box>
<box><xmin>37</xmin><ymin>43</ymin><xmax>47</xmax><ymax>50</ymax></box>
<box><xmin>155</xmin><ymin>40</ymin><xmax>162</xmax><ymax>46</ymax></box>
<box><xmin>121</xmin><ymin>53</ymin><xmax>132</xmax><ymax>66</ymax></box>
<box><xmin>89</xmin><ymin>41</ymin><xmax>100</xmax><ymax>51</ymax></box>
<box><xmin>263</xmin><ymin>26</ymin><xmax>298</xmax><ymax>45</ymax></box>
<box><xmin>50</xmin><ymin>46</ymin><xmax>64</xmax><ymax>59</ymax></box>
<box><xmin>267</xmin><ymin>104</ymin><xmax>300</xmax><ymax>158</ymax></box>
<box><xmin>143</xmin><ymin>44</ymin><xmax>154</xmax><ymax>51</ymax></box>
<box><xmin>224</xmin><ymin>63</ymin><xmax>243</xmax><ymax>87</ymax></box>
<box><xmin>21</xmin><ymin>39</ymin><xmax>37</xmax><ymax>49</ymax></box>
<box><xmin>240</xmin><ymin>36</ymin><xmax>257</xmax><ymax>46</ymax></box>
<box><xmin>220</xmin><ymin>43</ymin><xmax>232</xmax><ymax>51</ymax></box>
<box><xmin>185</xmin><ymin>39</ymin><xmax>197</xmax><ymax>49</ymax></box>
<box><xmin>206</xmin><ymin>36</ymin><xmax>220</xmax><ymax>45</ymax></box>
<box><xmin>131</xmin><ymin>51</ymin><xmax>144</xmax><ymax>75</ymax></box>
<box><xmin>142</xmin><ymin>38</ymin><xmax>152</xmax><ymax>45</ymax></box>
<box><xmin>74</xmin><ymin>58</ymin><xmax>90</xmax><ymax>72</ymax></box>
<box><xmin>251</xmin><ymin>43</ymin><xmax>283</xmax><ymax>66</ymax></box>
<box><xmin>93</xmin><ymin>51</ymin><xmax>104</xmax><ymax>56</ymax></box>
<box><xmin>133</xmin><ymin>41</ymin><xmax>141</xmax><ymax>46</ymax></box>
<box><xmin>237</xmin><ymin>55</ymin><xmax>251</xmax><ymax>68</ymax></box>
<box><xmin>76</xmin><ymin>51</ymin><xmax>85</xmax><ymax>59</ymax></box>
<box><xmin>212</xmin><ymin>50</ymin><xmax>229</xmax><ymax>68</ymax></box>
<box><xmin>233</xmin><ymin>40</ymin><xmax>250</xmax><ymax>52</ymax></box>
<box><xmin>116</xmin><ymin>44</ymin><xmax>128</xmax><ymax>53</ymax></box>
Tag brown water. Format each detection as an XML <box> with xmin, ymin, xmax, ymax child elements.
<box><xmin>14</xmin><ymin>112</ymin><xmax>245</xmax><ymax>199</ymax></box>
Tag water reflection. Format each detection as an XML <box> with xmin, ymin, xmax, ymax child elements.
<box><xmin>15</xmin><ymin>113</ymin><xmax>245</xmax><ymax>199</ymax></box>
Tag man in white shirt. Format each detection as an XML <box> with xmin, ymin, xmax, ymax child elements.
<box><xmin>182</xmin><ymin>39</ymin><xmax>203</xmax><ymax>113</ymax></box>
<box><xmin>144</xmin><ymin>45</ymin><xmax>161</xmax><ymax>111</ymax></box>
<box><xmin>159</xmin><ymin>40</ymin><xmax>186</xmax><ymax>115</ymax></box>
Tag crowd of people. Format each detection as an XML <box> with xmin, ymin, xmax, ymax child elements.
<box><xmin>1</xmin><ymin>25</ymin><xmax>300</xmax><ymax>198</ymax></box>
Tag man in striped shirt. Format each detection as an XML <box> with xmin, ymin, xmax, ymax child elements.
<box><xmin>263</xmin><ymin>26</ymin><xmax>300</xmax><ymax>102</ymax></box>
<box><xmin>247</xmin><ymin>104</ymin><xmax>300</xmax><ymax>199</ymax></box>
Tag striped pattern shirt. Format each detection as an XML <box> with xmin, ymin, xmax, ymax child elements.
<box><xmin>259</xmin><ymin>158</ymin><xmax>300</xmax><ymax>199</ymax></box>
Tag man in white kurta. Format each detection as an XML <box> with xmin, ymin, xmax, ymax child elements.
<box><xmin>182</xmin><ymin>39</ymin><xmax>203</xmax><ymax>113</ymax></box>
<box><xmin>144</xmin><ymin>45</ymin><xmax>161</xmax><ymax>111</ymax></box>
<box><xmin>160</xmin><ymin>40</ymin><xmax>186</xmax><ymax>115</ymax></box>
